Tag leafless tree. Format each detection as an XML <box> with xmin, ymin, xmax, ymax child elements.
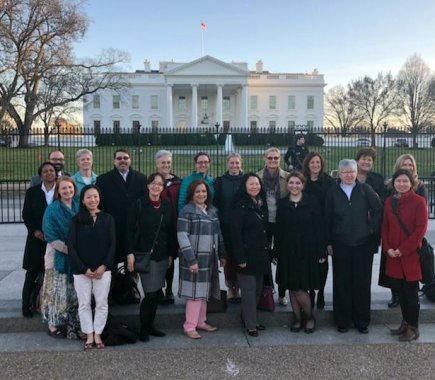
<box><xmin>0</xmin><ymin>0</ymin><xmax>129</xmax><ymax>147</ymax></box>
<box><xmin>348</xmin><ymin>73</ymin><xmax>400</xmax><ymax>146</ymax></box>
<box><xmin>324</xmin><ymin>85</ymin><xmax>362</xmax><ymax>137</ymax></box>
<box><xmin>396</xmin><ymin>54</ymin><xmax>435</xmax><ymax>147</ymax></box>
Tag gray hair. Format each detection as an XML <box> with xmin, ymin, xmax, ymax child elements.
<box><xmin>155</xmin><ymin>150</ymin><xmax>172</xmax><ymax>162</ymax></box>
<box><xmin>75</xmin><ymin>148</ymin><xmax>93</xmax><ymax>161</ymax></box>
<box><xmin>338</xmin><ymin>159</ymin><xmax>357</xmax><ymax>173</ymax></box>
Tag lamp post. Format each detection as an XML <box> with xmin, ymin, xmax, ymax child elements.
<box><xmin>137</xmin><ymin>122</ymin><xmax>142</xmax><ymax>172</ymax></box>
<box><xmin>382</xmin><ymin>121</ymin><xmax>388</xmax><ymax>178</ymax></box>
<box><xmin>56</xmin><ymin>119</ymin><xmax>61</xmax><ymax>150</ymax></box>
<box><xmin>214</xmin><ymin>122</ymin><xmax>220</xmax><ymax>173</ymax></box>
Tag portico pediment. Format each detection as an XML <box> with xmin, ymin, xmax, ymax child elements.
<box><xmin>165</xmin><ymin>55</ymin><xmax>248</xmax><ymax>77</ymax></box>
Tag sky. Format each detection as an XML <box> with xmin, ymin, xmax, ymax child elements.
<box><xmin>73</xmin><ymin>0</ymin><xmax>435</xmax><ymax>89</ymax></box>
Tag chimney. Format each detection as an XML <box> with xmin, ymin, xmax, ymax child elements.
<box><xmin>144</xmin><ymin>60</ymin><xmax>151</xmax><ymax>72</ymax></box>
<box><xmin>256</xmin><ymin>60</ymin><xmax>263</xmax><ymax>73</ymax></box>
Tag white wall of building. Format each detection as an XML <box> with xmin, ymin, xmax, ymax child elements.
<box><xmin>83</xmin><ymin>56</ymin><xmax>325</xmax><ymax>132</ymax></box>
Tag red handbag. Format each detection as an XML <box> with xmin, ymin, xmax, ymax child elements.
<box><xmin>257</xmin><ymin>286</ymin><xmax>275</xmax><ymax>312</ymax></box>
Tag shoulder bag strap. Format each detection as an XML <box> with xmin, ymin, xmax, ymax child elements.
<box><xmin>149</xmin><ymin>214</ymin><xmax>164</xmax><ymax>254</ymax></box>
<box><xmin>391</xmin><ymin>197</ymin><xmax>411</xmax><ymax>237</ymax></box>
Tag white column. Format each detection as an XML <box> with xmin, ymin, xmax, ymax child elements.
<box><xmin>166</xmin><ymin>84</ymin><xmax>173</xmax><ymax>129</ymax></box>
<box><xmin>240</xmin><ymin>84</ymin><xmax>248</xmax><ymax>129</ymax></box>
<box><xmin>216</xmin><ymin>84</ymin><xmax>223</xmax><ymax>128</ymax></box>
<box><xmin>191</xmin><ymin>84</ymin><xmax>198</xmax><ymax>129</ymax></box>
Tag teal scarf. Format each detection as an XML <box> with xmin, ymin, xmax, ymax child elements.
<box><xmin>43</xmin><ymin>199</ymin><xmax>79</xmax><ymax>275</ymax></box>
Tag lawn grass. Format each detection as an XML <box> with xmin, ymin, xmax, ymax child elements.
<box><xmin>0</xmin><ymin>144</ymin><xmax>434</xmax><ymax>180</ymax></box>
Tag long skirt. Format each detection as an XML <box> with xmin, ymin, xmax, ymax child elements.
<box><xmin>41</xmin><ymin>268</ymin><xmax>81</xmax><ymax>339</ymax></box>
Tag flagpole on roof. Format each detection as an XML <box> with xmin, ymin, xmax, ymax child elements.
<box><xmin>200</xmin><ymin>22</ymin><xmax>206</xmax><ymax>56</ymax></box>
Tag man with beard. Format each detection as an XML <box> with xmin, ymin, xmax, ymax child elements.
<box><xmin>96</xmin><ymin>149</ymin><xmax>147</xmax><ymax>269</ymax></box>
<box><xmin>30</xmin><ymin>150</ymin><xmax>70</xmax><ymax>187</ymax></box>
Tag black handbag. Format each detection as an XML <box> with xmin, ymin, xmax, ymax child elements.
<box><xmin>391</xmin><ymin>199</ymin><xmax>434</xmax><ymax>285</ymax></box>
<box><xmin>134</xmin><ymin>213</ymin><xmax>163</xmax><ymax>273</ymax></box>
<box><xmin>207</xmin><ymin>290</ymin><xmax>228</xmax><ymax>313</ymax></box>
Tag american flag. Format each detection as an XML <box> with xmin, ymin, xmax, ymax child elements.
<box><xmin>200</xmin><ymin>22</ymin><xmax>207</xmax><ymax>30</ymax></box>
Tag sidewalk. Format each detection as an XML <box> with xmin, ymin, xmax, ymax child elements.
<box><xmin>1</xmin><ymin>222</ymin><xmax>435</xmax><ymax>349</ymax></box>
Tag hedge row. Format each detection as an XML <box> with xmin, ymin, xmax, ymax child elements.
<box><xmin>95</xmin><ymin>132</ymin><xmax>325</xmax><ymax>147</ymax></box>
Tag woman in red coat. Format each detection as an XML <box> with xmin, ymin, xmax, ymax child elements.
<box><xmin>381</xmin><ymin>169</ymin><xmax>428</xmax><ymax>342</ymax></box>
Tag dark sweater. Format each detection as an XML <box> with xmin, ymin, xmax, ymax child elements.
<box><xmin>68</xmin><ymin>212</ymin><xmax>116</xmax><ymax>274</ymax></box>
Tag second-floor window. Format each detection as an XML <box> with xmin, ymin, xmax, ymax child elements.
<box><xmin>269</xmin><ymin>95</ymin><xmax>276</xmax><ymax>110</ymax></box>
<box><xmin>250</xmin><ymin>95</ymin><xmax>257</xmax><ymax>110</ymax></box>
<box><xmin>113</xmin><ymin>95</ymin><xmax>120</xmax><ymax>109</ymax></box>
<box><xmin>93</xmin><ymin>95</ymin><xmax>100</xmax><ymax>109</ymax></box>
<box><xmin>288</xmin><ymin>95</ymin><xmax>295</xmax><ymax>110</ymax></box>
<box><xmin>151</xmin><ymin>95</ymin><xmax>158</xmax><ymax>110</ymax></box>
<box><xmin>223</xmin><ymin>96</ymin><xmax>230</xmax><ymax>112</ymax></box>
<box><xmin>178</xmin><ymin>96</ymin><xmax>187</xmax><ymax>112</ymax></box>
<box><xmin>307</xmin><ymin>95</ymin><xmax>314</xmax><ymax>110</ymax></box>
<box><xmin>201</xmin><ymin>97</ymin><xmax>208</xmax><ymax>111</ymax></box>
<box><xmin>132</xmin><ymin>95</ymin><xmax>139</xmax><ymax>109</ymax></box>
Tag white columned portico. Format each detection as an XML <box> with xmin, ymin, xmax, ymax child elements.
<box><xmin>216</xmin><ymin>84</ymin><xmax>223</xmax><ymax>127</ymax></box>
<box><xmin>166</xmin><ymin>84</ymin><xmax>173</xmax><ymax>128</ymax></box>
<box><xmin>191</xmin><ymin>84</ymin><xmax>198</xmax><ymax>128</ymax></box>
<box><xmin>240</xmin><ymin>84</ymin><xmax>248</xmax><ymax>129</ymax></box>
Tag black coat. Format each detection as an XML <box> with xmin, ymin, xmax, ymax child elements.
<box><xmin>96</xmin><ymin>168</ymin><xmax>147</xmax><ymax>262</ymax></box>
<box><xmin>274</xmin><ymin>195</ymin><xmax>325</xmax><ymax>290</ymax></box>
<box><xmin>22</xmin><ymin>185</ymin><xmax>49</xmax><ymax>272</ymax></box>
<box><xmin>230</xmin><ymin>195</ymin><xmax>270</xmax><ymax>276</ymax></box>
<box><xmin>125</xmin><ymin>197</ymin><xmax>176</xmax><ymax>261</ymax></box>
<box><xmin>325</xmin><ymin>181</ymin><xmax>383</xmax><ymax>247</ymax></box>
<box><xmin>365</xmin><ymin>171</ymin><xmax>386</xmax><ymax>201</ymax></box>
<box><xmin>304</xmin><ymin>174</ymin><xmax>335</xmax><ymax>218</ymax></box>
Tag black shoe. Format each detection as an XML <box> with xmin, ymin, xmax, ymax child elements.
<box><xmin>247</xmin><ymin>329</ymin><xmax>258</xmax><ymax>337</ymax></box>
<box><xmin>22</xmin><ymin>308</ymin><xmax>33</xmax><ymax>318</ymax></box>
<box><xmin>304</xmin><ymin>317</ymin><xmax>316</xmax><ymax>334</ymax></box>
<box><xmin>290</xmin><ymin>320</ymin><xmax>302</xmax><ymax>333</ymax></box>
<box><xmin>388</xmin><ymin>293</ymin><xmax>399</xmax><ymax>308</ymax></box>
<box><xmin>165</xmin><ymin>293</ymin><xmax>175</xmax><ymax>305</ymax></box>
<box><xmin>256</xmin><ymin>324</ymin><xmax>266</xmax><ymax>331</ymax></box>
<box><xmin>139</xmin><ymin>330</ymin><xmax>150</xmax><ymax>342</ymax></box>
<box><xmin>316</xmin><ymin>294</ymin><xmax>325</xmax><ymax>310</ymax></box>
<box><xmin>148</xmin><ymin>326</ymin><xmax>166</xmax><ymax>337</ymax></box>
<box><xmin>337</xmin><ymin>327</ymin><xmax>348</xmax><ymax>333</ymax></box>
<box><xmin>358</xmin><ymin>327</ymin><xmax>369</xmax><ymax>334</ymax></box>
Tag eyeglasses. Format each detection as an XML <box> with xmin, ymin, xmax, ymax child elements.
<box><xmin>115</xmin><ymin>156</ymin><xmax>130</xmax><ymax>161</ymax></box>
<box><xmin>267</xmin><ymin>157</ymin><xmax>279</xmax><ymax>161</ymax></box>
<box><xmin>50</xmin><ymin>158</ymin><xmax>65</xmax><ymax>162</ymax></box>
<box><xmin>340</xmin><ymin>171</ymin><xmax>356</xmax><ymax>175</ymax></box>
<box><xmin>196</xmin><ymin>161</ymin><xmax>209</xmax><ymax>165</ymax></box>
<box><xmin>149</xmin><ymin>182</ymin><xmax>164</xmax><ymax>187</ymax></box>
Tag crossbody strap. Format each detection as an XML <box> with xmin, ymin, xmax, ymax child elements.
<box><xmin>391</xmin><ymin>197</ymin><xmax>411</xmax><ymax>237</ymax></box>
<box><xmin>149</xmin><ymin>214</ymin><xmax>164</xmax><ymax>254</ymax></box>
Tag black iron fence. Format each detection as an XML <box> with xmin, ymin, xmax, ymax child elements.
<box><xmin>1</xmin><ymin>127</ymin><xmax>435</xmax><ymax>223</ymax></box>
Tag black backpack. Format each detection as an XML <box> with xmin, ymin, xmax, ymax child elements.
<box><xmin>111</xmin><ymin>266</ymin><xmax>141</xmax><ymax>305</ymax></box>
<box><xmin>102</xmin><ymin>314</ymin><xmax>137</xmax><ymax>346</ymax></box>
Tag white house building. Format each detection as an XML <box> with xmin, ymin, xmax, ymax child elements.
<box><xmin>83</xmin><ymin>55</ymin><xmax>326</xmax><ymax>132</ymax></box>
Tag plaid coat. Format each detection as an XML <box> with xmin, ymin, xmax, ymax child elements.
<box><xmin>177</xmin><ymin>202</ymin><xmax>223</xmax><ymax>300</ymax></box>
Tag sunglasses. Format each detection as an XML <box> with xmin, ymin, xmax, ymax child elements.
<box><xmin>267</xmin><ymin>157</ymin><xmax>279</xmax><ymax>161</ymax></box>
<box><xmin>115</xmin><ymin>156</ymin><xmax>130</xmax><ymax>161</ymax></box>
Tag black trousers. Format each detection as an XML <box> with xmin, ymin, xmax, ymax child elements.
<box><xmin>390</xmin><ymin>278</ymin><xmax>420</xmax><ymax>328</ymax></box>
<box><xmin>332</xmin><ymin>243</ymin><xmax>374</xmax><ymax>329</ymax></box>
<box><xmin>22</xmin><ymin>270</ymin><xmax>41</xmax><ymax>312</ymax></box>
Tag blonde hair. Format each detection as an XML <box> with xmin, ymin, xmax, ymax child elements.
<box><xmin>226</xmin><ymin>153</ymin><xmax>242</xmax><ymax>163</ymax></box>
<box><xmin>264</xmin><ymin>147</ymin><xmax>280</xmax><ymax>157</ymax></box>
<box><xmin>393</xmin><ymin>154</ymin><xmax>419</xmax><ymax>180</ymax></box>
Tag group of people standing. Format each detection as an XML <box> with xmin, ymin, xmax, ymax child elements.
<box><xmin>21</xmin><ymin>144</ymin><xmax>429</xmax><ymax>347</ymax></box>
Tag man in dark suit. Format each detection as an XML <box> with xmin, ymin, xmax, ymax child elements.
<box><xmin>96</xmin><ymin>149</ymin><xmax>147</xmax><ymax>266</ymax></box>
<box><xmin>30</xmin><ymin>150</ymin><xmax>70</xmax><ymax>187</ymax></box>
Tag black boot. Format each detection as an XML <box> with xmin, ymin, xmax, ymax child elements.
<box><xmin>139</xmin><ymin>298</ymin><xmax>150</xmax><ymax>342</ymax></box>
<box><xmin>309</xmin><ymin>290</ymin><xmax>315</xmax><ymax>309</ymax></box>
<box><xmin>388</xmin><ymin>291</ymin><xmax>399</xmax><ymax>308</ymax></box>
<box><xmin>140</xmin><ymin>292</ymin><xmax>165</xmax><ymax>341</ymax></box>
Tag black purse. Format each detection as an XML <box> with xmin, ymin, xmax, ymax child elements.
<box><xmin>391</xmin><ymin>198</ymin><xmax>434</xmax><ymax>285</ymax></box>
<box><xmin>134</xmin><ymin>213</ymin><xmax>163</xmax><ymax>273</ymax></box>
